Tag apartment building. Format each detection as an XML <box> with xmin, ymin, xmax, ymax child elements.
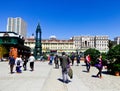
<box><xmin>7</xmin><ymin>17</ymin><xmax>27</xmax><ymax>38</ymax></box>
<box><xmin>114</xmin><ymin>37</ymin><xmax>120</xmax><ymax>44</ymax></box>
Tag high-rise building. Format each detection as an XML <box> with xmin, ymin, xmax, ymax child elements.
<box><xmin>114</xmin><ymin>37</ymin><xmax>120</xmax><ymax>44</ymax></box>
<box><xmin>7</xmin><ymin>17</ymin><xmax>27</xmax><ymax>38</ymax></box>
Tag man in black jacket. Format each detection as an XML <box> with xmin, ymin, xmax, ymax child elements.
<box><xmin>9</xmin><ymin>55</ymin><xmax>15</xmax><ymax>74</ymax></box>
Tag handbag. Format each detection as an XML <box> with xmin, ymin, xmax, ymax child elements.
<box><xmin>68</xmin><ymin>68</ymin><xmax>73</xmax><ymax>79</ymax></box>
<box><xmin>95</xmin><ymin>64</ymin><xmax>102</xmax><ymax>69</ymax></box>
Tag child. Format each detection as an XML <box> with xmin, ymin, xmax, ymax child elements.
<box><xmin>15</xmin><ymin>55</ymin><xmax>23</xmax><ymax>73</ymax></box>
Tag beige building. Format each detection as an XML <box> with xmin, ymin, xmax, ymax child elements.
<box><xmin>7</xmin><ymin>17</ymin><xmax>27</xmax><ymax>38</ymax></box>
<box><xmin>95</xmin><ymin>36</ymin><xmax>109</xmax><ymax>52</ymax></box>
<box><xmin>25</xmin><ymin>35</ymin><xmax>109</xmax><ymax>53</ymax></box>
<box><xmin>73</xmin><ymin>36</ymin><xmax>95</xmax><ymax>52</ymax></box>
<box><xmin>24</xmin><ymin>36</ymin><xmax>75</xmax><ymax>53</ymax></box>
<box><xmin>73</xmin><ymin>35</ymin><xmax>109</xmax><ymax>52</ymax></box>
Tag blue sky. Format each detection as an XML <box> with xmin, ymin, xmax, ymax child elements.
<box><xmin>0</xmin><ymin>0</ymin><xmax>120</xmax><ymax>40</ymax></box>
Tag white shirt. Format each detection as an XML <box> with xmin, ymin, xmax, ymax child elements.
<box><xmin>15</xmin><ymin>57</ymin><xmax>23</xmax><ymax>66</ymax></box>
<box><xmin>28</xmin><ymin>56</ymin><xmax>35</xmax><ymax>62</ymax></box>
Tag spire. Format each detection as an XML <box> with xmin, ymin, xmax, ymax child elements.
<box><xmin>36</xmin><ymin>23</ymin><xmax>41</xmax><ymax>33</ymax></box>
<box><xmin>34</xmin><ymin>23</ymin><xmax>42</xmax><ymax>59</ymax></box>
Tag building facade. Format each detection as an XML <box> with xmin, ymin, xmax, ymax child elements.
<box><xmin>95</xmin><ymin>36</ymin><xmax>109</xmax><ymax>52</ymax></box>
<box><xmin>72</xmin><ymin>36</ymin><xmax>95</xmax><ymax>52</ymax></box>
<box><xmin>25</xmin><ymin>36</ymin><xmax>74</xmax><ymax>54</ymax></box>
<box><xmin>25</xmin><ymin>35</ymin><xmax>109</xmax><ymax>54</ymax></box>
<box><xmin>73</xmin><ymin>35</ymin><xmax>109</xmax><ymax>52</ymax></box>
<box><xmin>7</xmin><ymin>17</ymin><xmax>27</xmax><ymax>38</ymax></box>
<box><xmin>114</xmin><ymin>37</ymin><xmax>120</xmax><ymax>45</ymax></box>
<box><xmin>0</xmin><ymin>32</ymin><xmax>30</xmax><ymax>59</ymax></box>
<box><xmin>42</xmin><ymin>36</ymin><xmax>74</xmax><ymax>53</ymax></box>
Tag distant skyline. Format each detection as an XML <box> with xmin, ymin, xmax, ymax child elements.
<box><xmin>0</xmin><ymin>0</ymin><xmax>120</xmax><ymax>40</ymax></box>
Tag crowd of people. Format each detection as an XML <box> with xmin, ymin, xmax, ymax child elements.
<box><xmin>8</xmin><ymin>53</ymin><xmax>35</xmax><ymax>74</ymax></box>
<box><xmin>85</xmin><ymin>54</ymin><xmax>103</xmax><ymax>78</ymax></box>
<box><xmin>8</xmin><ymin>52</ymin><xmax>104</xmax><ymax>83</ymax></box>
<box><xmin>47</xmin><ymin>52</ymin><xmax>104</xmax><ymax>82</ymax></box>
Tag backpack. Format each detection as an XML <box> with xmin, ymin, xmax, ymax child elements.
<box><xmin>17</xmin><ymin>60</ymin><xmax>20</xmax><ymax>65</ymax></box>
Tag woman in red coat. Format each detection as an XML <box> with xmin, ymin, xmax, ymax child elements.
<box><xmin>85</xmin><ymin>54</ymin><xmax>91</xmax><ymax>72</ymax></box>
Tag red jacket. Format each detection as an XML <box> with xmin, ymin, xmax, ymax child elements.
<box><xmin>86</xmin><ymin>55</ymin><xmax>91</xmax><ymax>62</ymax></box>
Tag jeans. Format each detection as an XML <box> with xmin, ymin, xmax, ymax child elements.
<box><xmin>16</xmin><ymin>66</ymin><xmax>22</xmax><ymax>73</ymax></box>
<box><xmin>62</xmin><ymin>68</ymin><xmax>68</xmax><ymax>82</ymax></box>
<box><xmin>10</xmin><ymin>64</ymin><xmax>14</xmax><ymax>73</ymax></box>
<box><xmin>97</xmin><ymin>68</ymin><xmax>102</xmax><ymax>77</ymax></box>
<box><xmin>30</xmin><ymin>62</ymin><xmax>34</xmax><ymax>71</ymax></box>
<box><xmin>86</xmin><ymin>62</ymin><xmax>90</xmax><ymax>72</ymax></box>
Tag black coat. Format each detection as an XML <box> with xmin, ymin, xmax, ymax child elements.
<box><xmin>9</xmin><ymin>57</ymin><xmax>15</xmax><ymax>65</ymax></box>
<box><xmin>60</xmin><ymin>55</ymin><xmax>69</xmax><ymax>69</ymax></box>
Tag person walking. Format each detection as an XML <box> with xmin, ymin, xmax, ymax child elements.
<box><xmin>85</xmin><ymin>54</ymin><xmax>91</xmax><ymax>72</ymax></box>
<box><xmin>76</xmin><ymin>54</ymin><xmax>80</xmax><ymax>66</ymax></box>
<box><xmin>49</xmin><ymin>54</ymin><xmax>54</xmax><ymax>65</ymax></box>
<box><xmin>54</xmin><ymin>55</ymin><xmax>59</xmax><ymax>69</ymax></box>
<box><xmin>70</xmin><ymin>52</ymin><xmax>75</xmax><ymax>66</ymax></box>
<box><xmin>95</xmin><ymin>55</ymin><xmax>103</xmax><ymax>78</ymax></box>
<box><xmin>8</xmin><ymin>55</ymin><xmax>15</xmax><ymax>74</ymax></box>
<box><xmin>28</xmin><ymin>53</ymin><xmax>35</xmax><ymax>71</ymax></box>
<box><xmin>23</xmin><ymin>55</ymin><xmax>28</xmax><ymax>71</ymax></box>
<box><xmin>60</xmin><ymin>52</ymin><xmax>70</xmax><ymax>83</ymax></box>
<box><xmin>15</xmin><ymin>55</ymin><xmax>23</xmax><ymax>73</ymax></box>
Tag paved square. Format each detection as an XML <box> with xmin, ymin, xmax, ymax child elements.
<box><xmin>0</xmin><ymin>61</ymin><xmax>120</xmax><ymax>91</ymax></box>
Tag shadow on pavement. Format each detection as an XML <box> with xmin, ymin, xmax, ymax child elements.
<box><xmin>57</xmin><ymin>78</ymin><xmax>71</xmax><ymax>84</ymax></box>
<box><xmin>81</xmin><ymin>64</ymin><xmax>86</xmax><ymax>66</ymax></box>
<box><xmin>102</xmin><ymin>71</ymin><xmax>113</xmax><ymax>76</ymax></box>
<box><xmin>82</xmin><ymin>70</ymin><xmax>89</xmax><ymax>73</ymax></box>
<box><xmin>91</xmin><ymin>75</ymin><xmax>99</xmax><ymax>78</ymax></box>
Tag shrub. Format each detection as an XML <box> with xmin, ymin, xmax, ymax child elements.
<box><xmin>84</xmin><ymin>48</ymin><xmax>100</xmax><ymax>66</ymax></box>
<box><xmin>107</xmin><ymin>44</ymin><xmax>120</xmax><ymax>74</ymax></box>
<box><xmin>113</xmin><ymin>63</ymin><xmax>120</xmax><ymax>72</ymax></box>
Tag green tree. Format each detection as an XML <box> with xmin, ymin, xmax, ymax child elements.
<box><xmin>101</xmin><ymin>52</ymin><xmax>108</xmax><ymax>66</ymax></box>
<box><xmin>107</xmin><ymin>44</ymin><xmax>120</xmax><ymax>63</ymax></box>
<box><xmin>84</xmin><ymin>48</ymin><xmax>100</xmax><ymax>65</ymax></box>
<box><xmin>107</xmin><ymin>44</ymin><xmax>120</xmax><ymax>74</ymax></box>
<box><xmin>108</xmin><ymin>40</ymin><xmax>116</xmax><ymax>50</ymax></box>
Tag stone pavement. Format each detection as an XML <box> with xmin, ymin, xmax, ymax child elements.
<box><xmin>0</xmin><ymin>61</ymin><xmax>120</xmax><ymax>91</ymax></box>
